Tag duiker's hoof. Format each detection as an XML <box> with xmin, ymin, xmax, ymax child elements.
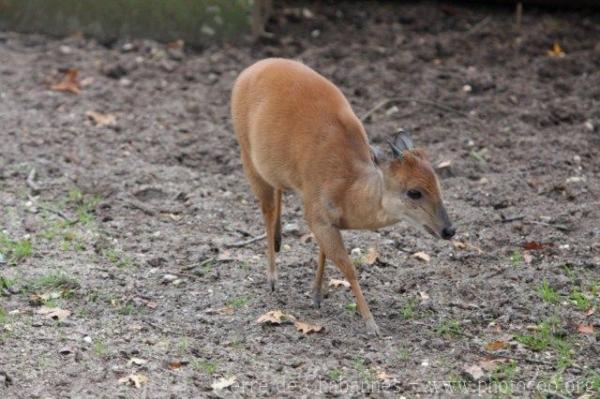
<box><xmin>312</xmin><ymin>290</ymin><xmax>322</xmax><ymax>309</ymax></box>
<box><xmin>365</xmin><ymin>319</ymin><xmax>381</xmax><ymax>337</ymax></box>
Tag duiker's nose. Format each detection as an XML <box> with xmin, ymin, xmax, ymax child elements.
<box><xmin>441</xmin><ymin>226</ymin><xmax>456</xmax><ymax>240</ymax></box>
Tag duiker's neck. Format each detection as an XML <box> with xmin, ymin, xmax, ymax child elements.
<box><xmin>342</xmin><ymin>165</ymin><xmax>398</xmax><ymax>230</ymax></box>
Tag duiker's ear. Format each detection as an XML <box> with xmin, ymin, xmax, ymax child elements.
<box><xmin>393</xmin><ymin>129</ymin><xmax>414</xmax><ymax>151</ymax></box>
<box><xmin>370</xmin><ymin>145</ymin><xmax>385</xmax><ymax>165</ymax></box>
<box><xmin>388</xmin><ymin>129</ymin><xmax>414</xmax><ymax>160</ymax></box>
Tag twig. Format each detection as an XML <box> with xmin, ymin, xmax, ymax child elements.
<box><xmin>124</xmin><ymin>198</ymin><xmax>156</xmax><ymax>216</ymax></box>
<box><xmin>500</xmin><ymin>215</ymin><xmax>525</xmax><ymax>223</ymax></box>
<box><xmin>29</xmin><ymin>197</ymin><xmax>78</xmax><ymax>225</ymax></box>
<box><xmin>524</xmin><ymin>221</ymin><xmax>570</xmax><ymax>232</ymax></box>
<box><xmin>181</xmin><ymin>257</ymin><xmax>215</xmax><ymax>271</ymax></box>
<box><xmin>361</xmin><ymin>99</ymin><xmax>391</xmax><ymax>122</ymax></box>
<box><xmin>468</xmin><ymin>15</ymin><xmax>491</xmax><ymax>34</ymax></box>
<box><xmin>361</xmin><ymin>97</ymin><xmax>472</xmax><ymax>122</ymax></box>
<box><xmin>142</xmin><ymin>319</ymin><xmax>174</xmax><ymax>335</ymax></box>
<box><xmin>36</xmin><ymin>205</ymin><xmax>78</xmax><ymax>224</ymax></box>
<box><xmin>447</xmin><ymin>301</ymin><xmax>480</xmax><ymax>311</ymax></box>
<box><xmin>26</xmin><ymin>168</ymin><xmax>41</xmax><ymax>195</ymax></box>
<box><xmin>225</xmin><ymin>233</ymin><xmax>266</xmax><ymax>248</ymax></box>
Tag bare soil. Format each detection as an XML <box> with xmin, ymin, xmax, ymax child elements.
<box><xmin>1</xmin><ymin>1</ymin><xmax>599</xmax><ymax>398</ymax></box>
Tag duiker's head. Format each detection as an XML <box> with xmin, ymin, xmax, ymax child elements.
<box><xmin>372</xmin><ymin>130</ymin><xmax>455</xmax><ymax>240</ymax></box>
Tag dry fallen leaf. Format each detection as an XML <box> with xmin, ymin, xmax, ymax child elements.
<box><xmin>453</xmin><ymin>240</ymin><xmax>466</xmax><ymax>250</ymax></box>
<box><xmin>522</xmin><ymin>241</ymin><xmax>552</xmax><ymax>251</ymax></box>
<box><xmin>256</xmin><ymin>310</ymin><xmax>286</xmax><ymax>325</ymax></box>
<box><xmin>480</xmin><ymin>358</ymin><xmax>510</xmax><ymax>372</ymax></box>
<box><xmin>586</xmin><ymin>307</ymin><xmax>595</xmax><ymax>317</ymax></box>
<box><xmin>418</xmin><ymin>291</ymin><xmax>430</xmax><ymax>301</ymax></box>
<box><xmin>577</xmin><ymin>324</ymin><xmax>594</xmax><ymax>335</ymax></box>
<box><xmin>523</xmin><ymin>252</ymin><xmax>533</xmax><ymax>264</ymax></box>
<box><xmin>30</xmin><ymin>291</ymin><xmax>62</xmax><ymax>305</ymax></box>
<box><xmin>217</xmin><ymin>250</ymin><xmax>234</xmax><ymax>261</ymax></box>
<box><xmin>462</xmin><ymin>364</ymin><xmax>485</xmax><ymax>382</ymax></box>
<box><xmin>375</xmin><ymin>368</ymin><xmax>392</xmax><ymax>382</ymax></box>
<box><xmin>86</xmin><ymin>110</ymin><xmax>116</xmax><ymax>126</ymax></box>
<box><xmin>452</xmin><ymin>240</ymin><xmax>483</xmax><ymax>254</ymax></box>
<box><xmin>547</xmin><ymin>42</ymin><xmax>565</xmax><ymax>57</ymax></box>
<box><xmin>211</xmin><ymin>376</ymin><xmax>236</xmax><ymax>391</ymax></box>
<box><xmin>119</xmin><ymin>373</ymin><xmax>148</xmax><ymax>388</ymax></box>
<box><xmin>168</xmin><ymin>361</ymin><xmax>183</xmax><ymax>370</ymax></box>
<box><xmin>412</xmin><ymin>251</ymin><xmax>431</xmax><ymax>262</ymax></box>
<box><xmin>364</xmin><ymin>247</ymin><xmax>379</xmax><ymax>265</ymax></box>
<box><xmin>51</xmin><ymin>69</ymin><xmax>81</xmax><ymax>94</ymax></box>
<box><xmin>436</xmin><ymin>160</ymin><xmax>452</xmax><ymax>170</ymax></box>
<box><xmin>328</xmin><ymin>278</ymin><xmax>350</xmax><ymax>289</ymax></box>
<box><xmin>294</xmin><ymin>319</ymin><xmax>324</xmax><ymax>335</ymax></box>
<box><xmin>484</xmin><ymin>340</ymin><xmax>509</xmax><ymax>351</ymax></box>
<box><xmin>36</xmin><ymin>306</ymin><xmax>71</xmax><ymax>321</ymax></box>
<box><xmin>216</xmin><ymin>306</ymin><xmax>235</xmax><ymax>315</ymax></box>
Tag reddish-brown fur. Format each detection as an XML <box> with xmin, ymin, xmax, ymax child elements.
<box><xmin>231</xmin><ymin>58</ymin><xmax>453</xmax><ymax>335</ymax></box>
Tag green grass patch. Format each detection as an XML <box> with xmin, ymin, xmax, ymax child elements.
<box><xmin>0</xmin><ymin>307</ymin><xmax>7</xmax><ymax>325</ymax></box>
<box><xmin>537</xmin><ymin>280</ymin><xmax>559</xmax><ymax>304</ymax></box>
<box><xmin>26</xmin><ymin>272</ymin><xmax>80</xmax><ymax>293</ymax></box>
<box><xmin>561</xmin><ymin>264</ymin><xmax>576</xmax><ymax>280</ymax></box>
<box><xmin>176</xmin><ymin>338</ymin><xmax>189</xmax><ymax>355</ymax></box>
<box><xmin>346</xmin><ymin>303</ymin><xmax>357</xmax><ymax>313</ymax></box>
<box><xmin>102</xmin><ymin>248</ymin><xmax>133</xmax><ymax>268</ymax></box>
<box><xmin>0</xmin><ymin>232</ymin><xmax>32</xmax><ymax>264</ymax></box>
<box><xmin>93</xmin><ymin>341</ymin><xmax>108</xmax><ymax>357</ymax></box>
<box><xmin>515</xmin><ymin>318</ymin><xmax>573</xmax><ymax>370</ymax></box>
<box><xmin>118</xmin><ymin>303</ymin><xmax>136</xmax><ymax>315</ymax></box>
<box><xmin>228</xmin><ymin>296</ymin><xmax>248</xmax><ymax>309</ymax></box>
<box><xmin>490</xmin><ymin>360</ymin><xmax>518</xmax><ymax>395</ymax></box>
<box><xmin>396</xmin><ymin>346</ymin><xmax>411</xmax><ymax>361</ymax></box>
<box><xmin>569</xmin><ymin>289</ymin><xmax>591</xmax><ymax>311</ymax></box>
<box><xmin>587</xmin><ymin>372</ymin><xmax>600</xmax><ymax>393</ymax></box>
<box><xmin>0</xmin><ymin>275</ymin><xmax>14</xmax><ymax>290</ymax></box>
<box><xmin>327</xmin><ymin>368</ymin><xmax>343</xmax><ymax>382</ymax></box>
<box><xmin>510</xmin><ymin>249</ymin><xmax>523</xmax><ymax>267</ymax></box>
<box><xmin>401</xmin><ymin>298</ymin><xmax>417</xmax><ymax>320</ymax></box>
<box><xmin>352</xmin><ymin>357</ymin><xmax>375</xmax><ymax>383</ymax></box>
<box><xmin>67</xmin><ymin>188</ymin><xmax>102</xmax><ymax>225</ymax></box>
<box><xmin>192</xmin><ymin>359</ymin><xmax>217</xmax><ymax>375</ymax></box>
<box><xmin>436</xmin><ymin>319</ymin><xmax>462</xmax><ymax>338</ymax></box>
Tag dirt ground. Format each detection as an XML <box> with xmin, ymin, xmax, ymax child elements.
<box><xmin>1</xmin><ymin>1</ymin><xmax>599</xmax><ymax>398</ymax></box>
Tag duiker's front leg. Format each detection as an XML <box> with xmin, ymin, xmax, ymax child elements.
<box><xmin>309</xmin><ymin>223</ymin><xmax>380</xmax><ymax>336</ymax></box>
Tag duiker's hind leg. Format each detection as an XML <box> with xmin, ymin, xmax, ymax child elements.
<box><xmin>312</xmin><ymin>249</ymin><xmax>327</xmax><ymax>308</ymax></box>
<box><xmin>240</xmin><ymin>152</ymin><xmax>280</xmax><ymax>291</ymax></box>
<box><xmin>273</xmin><ymin>189</ymin><xmax>282</xmax><ymax>253</ymax></box>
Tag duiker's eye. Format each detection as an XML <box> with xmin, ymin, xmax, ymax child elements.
<box><xmin>407</xmin><ymin>189</ymin><xmax>422</xmax><ymax>200</ymax></box>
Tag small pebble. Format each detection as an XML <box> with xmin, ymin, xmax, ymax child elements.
<box><xmin>584</xmin><ymin>120</ymin><xmax>594</xmax><ymax>131</ymax></box>
<box><xmin>162</xmin><ymin>274</ymin><xmax>178</xmax><ymax>283</ymax></box>
<box><xmin>350</xmin><ymin>248</ymin><xmax>362</xmax><ymax>257</ymax></box>
<box><xmin>283</xmin><ymin>222</ymin><xmax>300</xmax><ymax>235</ymax></box>
<box><xmin>172</xmin><ymin>279</ymin><xmax>185</xmax><ymax>286</ymax></box>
